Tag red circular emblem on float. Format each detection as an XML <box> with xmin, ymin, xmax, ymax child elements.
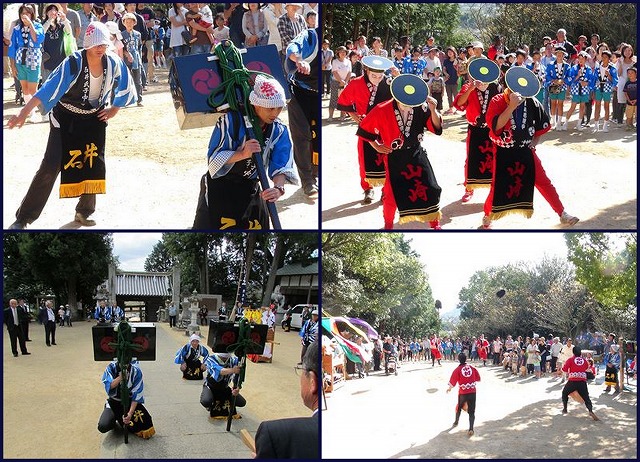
<box><xmin>133</xmin><ymin>336</ymin><xmax>149</xmax><ymax>351</ymax></box>
<box><xmin>221</xmin><ymin>331</ymin><xmax>236</xmax><ymax>344</ymax></box>
<box><xmin>101</xmin><ymin>336</ymin><xmax>115</xmax><ymax>353</ymax></box>
<box><xmin>192</xmin><ymin>69</ymin><xmax>221</xmax><ymax>95</ymax></box>
<box><xmin>246</xmin><ymin>61</ymin><xmax>272</xmax><ymax>76</ymax></box>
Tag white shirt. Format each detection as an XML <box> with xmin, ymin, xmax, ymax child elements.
<box><xmin>47</xmin><ymin>308</ymin><xmax>55</xmax><ymax>322</ymax></box>
<box><xmin>168</xmin><ymin>6</ymin><xmax>188</xmax><ymax>48</ymax></box>
<box><xmin>424</xmin><ymin>55</ymin><xmax>442</xmax><ymax>74</ymax></box>
<box><xmin>331</xmin><ymin>58</ymin><xmax>351</xmax><ymax>81</ymax></box>
<box><xmin>12</xmin><ymin>307</ymin><xmax>18</xmax><ymax>325</ymax></box>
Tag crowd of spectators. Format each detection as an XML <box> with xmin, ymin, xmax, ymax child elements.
<box><xmin>322</xmin><ymin>28</ymin><xmax>637</xmax><ymax>131</ymax></box>
<box><xmin>4</xmin><ymin>3</ymin><xmax>318</xmax><ymax>113</ymax></box>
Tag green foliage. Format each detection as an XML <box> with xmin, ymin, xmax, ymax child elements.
<box><xmin>454</xmin><ymin>243</ymin><xmax>637</xmax><ymax>341</ymax></box>
<box><xmin>3</xmin><ymin>233</ymin><xmax>114</xmax><ymax>306</ymax></box>
<box><xmin>565</xmin><ymin>233</ymin><xmax>637</xmax><ymax>309</ymax></box>
<box><xmin>323</xmin><ymin>3</ymin><xmax>462</xmax><ymax>51</ymax></box>
<box><xmin>144</xmin><ymin>233</ymin><xmax>317</xmax><ymax>305</ymax></box>
<box><xmin>455</xmin><ymin>256</ymin><xmax>600</xmax><ymax>340</ymax></box>
<box><xmin>322</xmin><ymin>3</ymin><xmax>636</xmax><ymax>53</ymax></box>
<box><xmin>484</xmin><ymin>3</ymin><xmax>636</xmax><ymax>51</ymax></box>
<box><xmin>322</xmin><ymin>233</ymin><xmax>440</xmax><ymax>337</ymax></box>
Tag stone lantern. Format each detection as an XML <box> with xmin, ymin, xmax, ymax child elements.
<box><xmin>187</xmin><ymin>289</ymin><xmax>201</xmax><ymax>337</ymax></box>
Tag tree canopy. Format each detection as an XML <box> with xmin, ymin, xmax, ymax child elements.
<box><xmin>455</xmin><ymin>233</ymin><xmax>636</xmax><ymax>340</ymax></box>
<box><xmin>321</xmin><ymin>3</ymin><xmax>636</xmax><ymax>51</ymax></box>
<box><xmin>144</xmin><ymin>233</ymin><xmax>317</xmax><ymax>306</ymax></box>
<box><xmin>322</xmin><ymin>233</ymin><xmax>440</xmax><ymax>338</ymax></box>
<box><xmin>3</xmin><ymin>233</ymin><xmax>114</xmax><ymax>309</ymax></box>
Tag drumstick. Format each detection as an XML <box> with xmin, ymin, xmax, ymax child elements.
<box><xmin>240</xmin><ymin>428</ymin><xmax>256</xmax><ymax>453</ymax></box>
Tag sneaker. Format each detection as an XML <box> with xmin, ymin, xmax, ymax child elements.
<box><xmin>461</xmin><ymin>189</ymin><xmax>474</xmax><ymax>202</ymax></box>
<box><xmin>592</xmin><ymin>121</ymin><xmax>600</xmax><ymax>133</ymax></box>
<box><xmin>560</xmin><ymin>211</ymin><xmax>579</xmax><ymax>226</ymax></box>
<box><xmin>303</xmin><ymin>184</ymin><xmax>318</xmax><ymax>197</ymax></box>
<box><xmin>151</xmin><ymin>77</ymin><xmax>158</xmax><ymax>83</ymax></box>
<box><xmin>481</xmin><ymin>215</ymin><xmax>492</xmax><ymax>230</ymax></box>
<box><xmin>74</xmin><ymin>212</ymin><xmax>96</xmax><ymax>227</ymax></box>
<box><xmin>562</xmin><ymin>408</ymin><xmax>567</xmax><ymax>414</ymax></box>
<box><xmin>602</xmin><ymin>121</ymin><xmax>609</xmax><ymax>132</ymax></box>
<box><xmin>576</xmin><ymin>122</ymin><xmax>583</xmax><ymax>131</ymax></box>
<box><xmin>9</xmin><ymin>220</ymin><xmax>27</xmax><ymax>230</ymax></box>
<box><xmin>363</xmin><ymin>188</ymin><xmax>374</xmax><ymax>204</ymax></box>
<box><xmin>561</xmin><ymin>121</ymin><xmax>568</xmax><ymax>131</ymax></box>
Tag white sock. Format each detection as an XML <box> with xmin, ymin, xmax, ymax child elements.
<box><xmin>24</xmin><ymin>94</ymin><xmax>35</xmax><ymax>116</ymax></box>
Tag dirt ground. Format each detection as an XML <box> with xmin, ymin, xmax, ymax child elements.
<box><xmin>2</xmin><ymin>319</ymin><xmax>310</xmax><ymax>458</ymax></box>
<box><xmin>321</xmin><ymin>94</ymin><xmax>637</xmax><ymax>230</ymax></box>
<box><xmin>2</xmin><ymin>67</ymin><xmax>318</xmax><ymax>230</ymax></box>
<box><xmin>322</xmin><ymin>357</ymin><xmax>637</xmax><ymax>459</ymax></box>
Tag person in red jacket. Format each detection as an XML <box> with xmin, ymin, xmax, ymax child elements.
<box><xmin>453</xmin><ymin>64</ymin><xmax>501</xmax><ymax>203</ymax></box>
<box><xmin>336</xmin><ymin>56</ymin><xmax>398</xmax><ymax>204</ymax></box>
<box><xmin>447</xmin><ymin>353</ymin><xmax>481</xmax><ymax>436</ymax></box>
<box><xmin>561</xmin><ymin>346</ymin><xmax>599</xmax><ymax>421</ymax></box>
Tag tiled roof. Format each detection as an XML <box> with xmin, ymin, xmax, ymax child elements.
<box><xmin>115</xmin><ymin>272</ymin><xmax>171</xmax><ymax>297</ymax></box>
<box><xmin>276</xmin><ymin>261</ymin><xmax>318</xmax><ymax>276</ymax></box>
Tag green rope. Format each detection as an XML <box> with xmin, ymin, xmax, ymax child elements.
<box><xmin>207</xmin><ymin>40</ymin><xmax>271</xmax><ymax>146</ymax></box>
<box><xmin>107</xmin><ymin>321</ymin><xmax>143</xmax><ymax>424</ymax></box>
<box><xmin>225</xmin><ymin>317</ymin><xmax>263</xmax><ymax>387</ymax></box>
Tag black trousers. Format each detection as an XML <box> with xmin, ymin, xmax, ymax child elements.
<box><xmin>21</xmin><ymin>320</ymin><xmax>30</xmax><ymax>341</ymax></box>
<box><xmin>288</xmin><ymin>89</ymin><xmax>318</xmax><ymax>190</ymax></box>
<box><xmin>7</xmin><ymin>325</ymin><xmax>28</xmax><ymax>355</ymax></box>
<box><xmin>551</xmin><ymin>356</ymin><xmax>558</xmax><ymax>372</ymax></box>
<box><xmin>15</xmin><ymin>111</ymin><xmax>96</xmax><ymax>224</ymax></box>
<box><xmin>455</xmin><ymin>392</ymin><xmax>477</xmax><ymax>430</ymax></box>
<box><xmin>44</xmin><ymin>320</ymin><xmax>56</xmax><ymax>345</ymax></box>
<box><xmin>169</xmin><ymin>315</ymin><xmax>177</xmax><ymax>328</ymax></box>
<box><xmin>562</xmin><ymin>380</ymin><xmax>593</xmax><ymax>412</ymax></box>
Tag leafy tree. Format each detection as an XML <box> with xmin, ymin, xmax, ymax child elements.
<box><xmin>455</xmin><ymin>256</ymin><xmax>599</xmax><ymax>340</ymax></box>
<box><xmin>322</xmin><ymin>233</ymin><xmax>440</xmax><ymax>337</ymax></box>
<box><xmin>3</xmin><ymin>233</ymin><xmax>114</xmax><ymax>316</ymax></box>
<box><xmin>565</xmin><ymin>233</ymin><xmax>637</xmax><ymax>339</ymax></box>
<box><xmin>485</xmin><ymin>3</ymin><xmax>636</xmax><ymax>51</ymax></box>
<box><xmin>322</xmin><ymin>3</ymin><xmax>463</xmax><ymax>51</ymax></box>
<box><xmin>565</xmin><ymin>233</ymin><xmax>637</xmax><ymax>309</ymax></box>
<box><xmin>144</xmin><ymin>233</ymin><xmax>317</xmax><ymax>307</ymax></box>
<box><xmin>144</xmin><ymin>240</ymin><xmax>176</xmax><ymax>273</ymax></box>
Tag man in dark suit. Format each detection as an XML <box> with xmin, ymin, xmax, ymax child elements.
<box><xmin>18</xmin><ymin>298</ymin><xmax>32</xmax><ymax>341</ymax></box>
<box><xmin>254</xmin><ymin>339</ymin><xmax>319</xmax><ymax>459</ymax></box>
<box><xmin>38</xmin><ymin>300</ymin><xmax>57</xmax><ymax>346</ymax></box>
<box><xmin>4</xmin><ymin>299</ymin><xmax>31</xmax><ymax>357</ymax></box>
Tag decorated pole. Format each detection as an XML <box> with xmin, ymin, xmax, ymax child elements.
<box><xmin>226</xmin><ymin>317</ymin><xmax>251</xmax><ymax>432</ymax></box>
<box><xmin>108</xmin><ymin>320</ymin><xmax>143</xmax><ymax>444</ymax></box>
<box><xmin>207</xmin><ymin>40</ymin><xmax>281</xmax><ymax>229</ymax></box>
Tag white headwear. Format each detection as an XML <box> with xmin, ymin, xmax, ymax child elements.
<box><xmin>104</xmin><ymin>21</ymin><xmax>122</xmax><ymax>40</ymax></box>
<box><xmin>189</xmin><ymin>334</ymin><xmax>200</xmax><ymax>343</ymax></box>
<box><xmin>84</xmin><ymin>21</ymin><xmax>112</xmax><ymax>49</ymax></box>
<box><xmin>249</xmin><ymin>75</ymin><xmax>286</xmax><ymax>108</ymax></box>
